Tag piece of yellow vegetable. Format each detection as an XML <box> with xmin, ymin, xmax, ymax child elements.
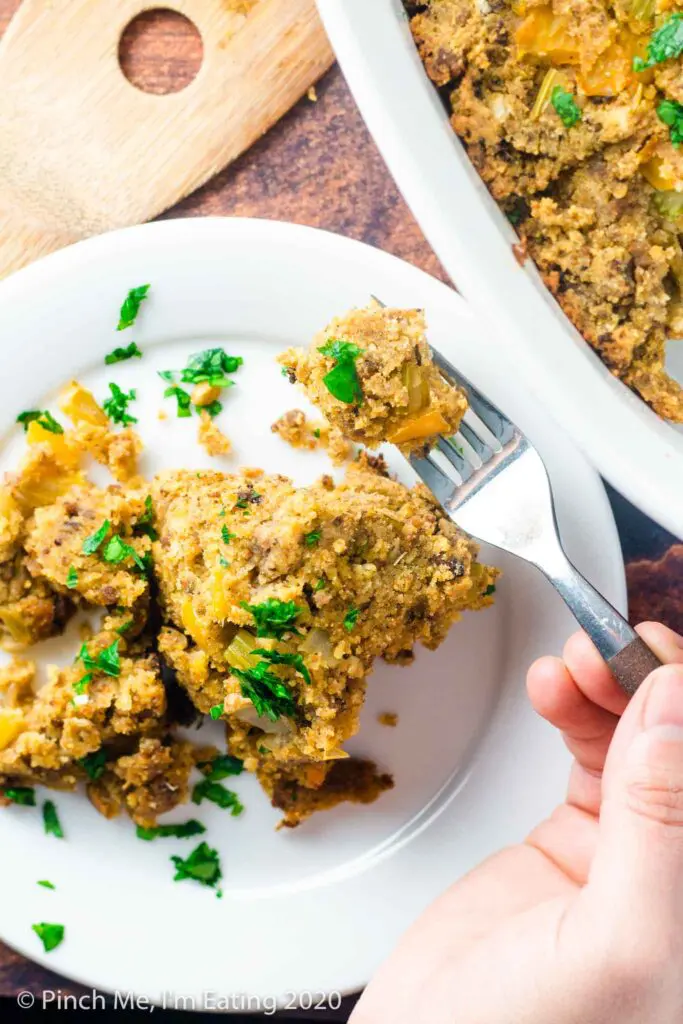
<box><xmin>388</xmin><ymin>408</ymin><xmax>451</xmax><ymax>445</ymax></box>
<box><xmin>181</xmin><ymin>599</ymin><xmax>210</xmax><ymax>649</ymax></box>
<box><xmin>642</xmin><ymin>157</ymin><xmax>680</xmax><ymax>191</ymax></box>
<box><xmin>0</xmin><ymin>708</ymin><xmax>26</xmax><ymax>750</ymax></box>
<box><xmin>402</xmin><ymin>363</ymin><xmax>430</xmax><ymax>415</ymax></box>
<box><xmin>516</xmin><ymin>8</ymin><xmax>581</xmax><ymax>64</ymax></box>
<box><xmin>225</xmin><ymin>629</ymin><xmax>262</xmax><ymax>672</ymax></box>
<box><xmin>59</xmin><ymin>381</ymin><xmax>108</xmax><ymax>427</ymax></box>
<box><xmin>576</xmin><ymin>30</ymin><xmax>649</xmax><ymax>96</ymax></box>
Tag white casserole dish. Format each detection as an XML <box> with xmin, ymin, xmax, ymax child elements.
<box><xmin>318</xmin><ymin>0</ymin><xmax>683</xmax><ymax>539</ymax></box>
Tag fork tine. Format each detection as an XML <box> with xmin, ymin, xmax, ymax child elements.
<box><xmin>436</xmin><ymin>436</ymin><xmax>474</xmax><ymax>481</ymax></box>
<box><xmin>409</xmin><ymin>454</ymin><xmax>457</xmax><ymax>507</ymax></box>
<box><xmin>429</xmin><ymin>346</ymin><xmax>516</xmax><ymax>445</ymax></box>
<box><xmin>458</xmin><ymin>421</ymin><xmax>494</xmax><ymax>462</ymax></box>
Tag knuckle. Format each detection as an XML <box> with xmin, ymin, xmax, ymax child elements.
<box><xmin>624</xmin><ymin>764</ymin><xmax>683</xmax><ymax>826</ymax></box>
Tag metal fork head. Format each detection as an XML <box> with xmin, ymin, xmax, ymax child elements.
<box><xmin>410</xmin><ymin>346</ymin><xmax>559</xmax><ymax>566</ymax></box>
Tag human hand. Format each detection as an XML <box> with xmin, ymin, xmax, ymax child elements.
<box><xmin>351</xmin><ymin>623</ymin><xmax>683</xmax><ymax>1023</ymax></box>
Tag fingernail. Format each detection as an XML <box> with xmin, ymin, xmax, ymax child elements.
<box><xmin>643</xmin><ymin>665</ymin><xmax>683</xmax><ymax>730</ymax></box>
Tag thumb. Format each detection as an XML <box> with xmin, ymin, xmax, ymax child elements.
<box><xmin>588</xmin><ymin>663</ymin><xmax>683</xmax><ymax>930</ymax></box>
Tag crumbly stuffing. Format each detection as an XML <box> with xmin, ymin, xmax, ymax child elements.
<box><xmin>409</xmin><ymin>0</ymin><xmax>683</xmax><ymax>420</ymax></box>
<box><xmin>198</xmin><ymin>411</ymin><xmax>232</xmax><ymax>457</ymax></box>
<box><xmin>150</xmin><ymin>464</ymin><xmax>497</xmax><ymax>779</ymax></box>
<box><xmin>271</xmin><ymin>409</ymin><xmax>352</xmax><ymax>464</ymax></box>
<box><xmin>279</xmin><ymin>303</ymin><xmax>468</xmax><ymax>453</ymax></box>
<box><xmin>378</xmin><ymin>711</ymin><xmax>399</xmax><ymax>728</ymax></box>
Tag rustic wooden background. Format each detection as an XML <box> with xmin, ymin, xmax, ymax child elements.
<box><xmin>0</xmin><ymin>3</ymin><xmax>681</xmax><ymax>1019</ymax></box>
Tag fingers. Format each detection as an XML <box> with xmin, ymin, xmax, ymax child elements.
<box><xmin>587</xmin><ymin>664</ymin><xmax>683</xmax><ymax>935</ymax></box>
<box><xmin>527</xmin><ymin>655</ymin><xmax>619</xmax><ymax>775</ymax></box>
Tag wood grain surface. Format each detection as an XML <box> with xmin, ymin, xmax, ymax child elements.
<box><xmin>0</xmin><ymin>1</ymin><xmax>680</xmax><ymax>1017</ymax></box>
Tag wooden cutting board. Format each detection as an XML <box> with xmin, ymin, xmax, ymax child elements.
<box><xmin>0</xmin><ymin>0</ymin><xmax>333</xmax><ymax>279</ymax></box>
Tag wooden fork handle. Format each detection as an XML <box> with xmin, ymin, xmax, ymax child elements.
<box><xmin>608</xmin><ymin>637</ymin><xmax>664</xmax><ymax>698</ymax></box>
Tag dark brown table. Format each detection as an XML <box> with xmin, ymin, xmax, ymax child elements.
<box><xmin>0</xmin><ymin>5</ymin><xmax>680</xmax><ymax>1019</ymax></box>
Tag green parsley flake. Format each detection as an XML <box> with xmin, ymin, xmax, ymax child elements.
<box><xmin>116</xmin><ymin>619</ymin><xmax>134</xmax><ymax>635</ymax></box>
<box><xmin>164</xmin><ymin>385</ymin><xmax>193</xmax><ymax>418</ymax></box>
<box><xmin>78</xmin><ymin>638</ymin><xmax>121</xmax><ymax>678</ymax></box>
<box><xmin>117</xmin><ymin>284</ymin><xmax>150</xmax><ymax>331</ymax></box>
<box><xmin>317</xmin><ymin>338</ymin><xmax>364</xmax><ymax>405</ymax></box>
<box><xmin>221</xmin><ymin>525</ymin><xmax>235</xmax><ymax>544</ymax></box>
<box><xmin>314</xmin><ymin>578</ymin><xmax>326</xmax><ymax>592</ymax></box>
<box><xmin>209</xmin><ymin>704</ymin><xmax>224</xmax><ymax>720</ymax></box>
<box><xmin>634</xmin><ymin>13</ymin><xmax>683</xmax><ymax>71</ymax></box>
<box><xmin>258</xmin><ymin>745</ymin><xmax>270</xmax><ymax>755</ymax></box>
<box><xmin>103</xmin><ymin>383</ymin><xmax>137</xmax><ymax>426</ymax></box>
<box><xmin>231</xmin><ymin>661</ymin><xmax>297</xmax><ymax>722</ymax></box>
<box><xmin>105</xmin><ymin>341</ymin><xmax>143</xmax><ymax>365</ymax></box>
<box><xmin>313</xmin><ymin>428</ymin><xmax>321</xmax><ymax>439</ymax></box>
<box><xmin>240</xmin><ymin>598</ymin><xmax>302</xmax><ymax>639</ymax></box>
<box><xmin>252</xmin><ymin>647</ymin><xmax>311</xmax><ymax>685</ymax></box>
<box><xmin>79</xmin><ymin>750</ymin><xmax>107</xmax><ymax>780</ymax></box>
<box><xmin>304</xmin><ymin>530</ymin><xmax>321</xmax><ymax>547</ymax></box>
<box><xmin>32</xmin><ymin>922</ymin><xmax>65</xmax><ymax>953</ymax></box>
<box><xmin>657</xmin><ymin>98</ymin><xmax>683</xmax><ymax>147</ymax></box>
<box><xmin>550</xmin><ymin>86</ymin><xmax>582</xmax><ymax>128</ymax></box>
<box><xmin>202</xmin><ymin>400</ymin><xmax>223</xmax><ymax>418</ymax></box>
<box><xmin>485</xmin><ymin>584</ymin><xmax>497</xmax><ymax>597</ymax></box>
<box><xmin>135</xmin><ymin>496</ymin><xmax>158</xmax><ymax>541</ymax></box>
<box><xmin>65</xmin><ymin>566</ymin><xmax>78</xmax><ymax>590</ymax></box>
<box><xmin>180</xmin><ymin>348</ymin><xmax>243</xmax><ymax>387</ymax></box>
<box><xmin>3</xmin><ymin>786</ymin><xmax>35</xmax><ymax>806</ymax></box>
<box><xmin>136</xmin><ymin>820</ymin><xmax>206</xmax><ymax>841</ymax></box>
<box><xmin>344</xmin><ymin>607</ymin><xmax>360</xmax><ymax>632</ymax></box>
<box><xmin>16</xmin><ymin>410</ymin><xmax>64</xmax><ymax>434</ymax></box>
<box><xmin>102</xmin><ymin>534</ymin><xmax>148</xmax><ymax>573</ymax></box>
<box><xmin>171</xmin><ymin>841</ymin><xmax>222</xmax><ymax>890</ymax></box>
<box><xmin>42</xmin><ymin>801</ymin><xmax>64</xmax><ymax>839</ymax></box>
<box><xmin>82</xmin><ymin>519</ymin><xmax>111</xmax><ymax>555</ymax></box>
<box><xmin>192</xmin><ymin>779</ymin><xmax>244</xmax><ymax>816</ymax></box>
<box><xmin>197</xmin><ymin>754</ymin><xmax>244</xmax><ymax>781</ymax></box>
<box><xmin>37</xmin><ymin>880</ymin><xmax>56</xmax><ymax>890</ymax></box>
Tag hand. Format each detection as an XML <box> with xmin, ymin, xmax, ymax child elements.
<box><xmin>351</xmin><ymin>623</ymin><xmax>683</xmax><ymax>1024</ymax></box>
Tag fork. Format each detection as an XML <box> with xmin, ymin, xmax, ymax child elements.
<box><xmin>409</xmin><ymin>346</ymin><xmax>662</xmax><ymax>697</ymax></box>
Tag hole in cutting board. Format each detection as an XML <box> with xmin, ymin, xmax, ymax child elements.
<box><xmin>119</xmin><ymin>9</ymin><xmax>203</xmax><ymax>95</ymax></box>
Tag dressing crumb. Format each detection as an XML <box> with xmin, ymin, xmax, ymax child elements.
<box><xmin>271</xmin><ymin>409</ymin><xmax>352</xmax><ymax>466</ymax></box>
<box><xmin>158</xmin><ymin>409</ymin><xmax>168</xmax><ymax>421</ymax></box>
<box><xmin>198</xmin><ymin>411</ymin><xmax>232</xmax><ymax>457</ymax></box>
<box><xmin>307</xmin><ymin>86</ymin><xmax>318</xmax><ymax>103</ymax></box>
<box><xmin>378</xmin><ymin>712</ymin><xmax>398</xmax><ymax>728</ymax></box>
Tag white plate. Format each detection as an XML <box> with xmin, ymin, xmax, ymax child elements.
<box><xmin>318</xmin><ymin>0</ymin><xmax>683</xmax><ymax>540</ymax></box>
<box><xmin>0</xmin><ymin>218</ymin><xmax>624</xmax><ymax>1007</ymax></box>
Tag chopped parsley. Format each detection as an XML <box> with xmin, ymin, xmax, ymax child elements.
<box><xmin>135</xmin><ymin>496</ymin><xmax>158</xmax><ymax>541</ymax></box>
<box><xmin>203</xmin><ymin>400</ymin><xmax>223</xmax><ymax>418</ymax></box>
<box><xmin>192</xmin><ymin>779</ymin><xmax>244</xmax><ymax>816</ymax></box>
<box><xmin>550</xmin><ymin>86</ymin><xmax>581</xmax><ymax>128</ymax></box>
<box><xmin>78</xmin><ymin>750</ymin><xmax>107</xmax><ymax>780</ymax></box>
<box><xmin>252</xmin><ymin>648</ymin><xmax>311</xmax><ymax>685</ymax></box>
<box><xmin>164</xmin><ymin>385</ymin><xmax>192</xmax><ymax>418</ymax></box>
<box><xmin>209</xmin><ymin>704</ymin><xmax>224</xmax><ymax>720</ymax></box>
<box><xmin>313</xmin><ymin>428</ymin><xmax>321</xmax><ymax>439</ymax></box>
<box><xmin>343</xmin><ymin>607</ymin><xmax>360</xmax><ymax>632</ymax></box>
<box><xmin>485</xmin><ymin>584</ymin><xmax>497</xmax><ymax>597</ymax></box>
<box><xmin>3</xmin><ymin>786</ymin><xmax>35</xmax><ymax>806</ymax></box>
<box><xmin>116</xmin><ymin>619</ymin><xmax>134</xmax><ymax>635</ymax></box>
<box><xmin>258</xmin><ymin>745</ymin><xmax>270</xmax><ymax>755</ymax></box>
<box><xmin>37</xmin><ymin>880</ymin><xmax>55</xmax><ymax>890</ymax></box>
<box><xmin>240</xmin><ymin>598</ymin><xmax>302</xmax><ymax>639</ymax></box>
<box><xmin>136</xmin><ymin>820</ymin><xmax>206</xmax><ymax>841</ymax></box>
<box><xmin>102</xmin><ymin>534</ymin><xmax>148</xmax><ymax>573</ymax></box>
<box><xmin>32</xmin><ymin>922</ymin><xmax>65</xmax><ymax>953</ymax></box>
<box><xmin>82</xmin><ymin>519</ymin><xmax>111</xmax><ymax>555</ymax></box>
<box><xmin>179</xmin><ymin>348</ymin><xmax>243</xmax><ymax>387</ymax></box>
<box><xmin>221</xmin><ymin>525</ymin><xmax>235</xmax><ymax>544</ymax></box>
<box><xmin>117</xmin><ymin>284</ymin><xmax>150</xmax><ymax>331</ymax></box>
<box><xmin>219</xmin><ymin>557</ymin><xmax>230</xmax><ymax>568</ymax></box>
<box><xmin>304</xmin><ymin>530</ymin><xmax>321</xmax><ymax>547</ymax></box>
<box><xmin>65</xmin><ymin>566</ymin><xmax>78</xmax><ymax>590</ymax></box>
<box><xmin>317</xmin><ymin>337</ymin><xmax>364</xmax><ymax>405</ymax></box>
<box><xmin>657</xmin><ymin>98</ymin><xmax>683</xmax><ymax>147</ymax></box>
<box><xmin>78</xmin><ymin>639</ymin><xmax>120</xmax><ymax>678</ymax></box>
<box><xmin>42</xmin><ymin>801</ymin><xmax>64</xmax><ymax>839</ymax></box>
<box><xmin>103</xmin><ymin>383</ymin><xmax>137</xmax><ymax>426</ymax></box>
<box><xmin>171</xmin><ymin>841</ymin><xmax>222</xmax><ymax>890</ymax></box>
<box><xmin>231</xmin><ymin>661</ymin><xmax>297</xmax><ymax>722</ymax></box>
<box><xmin>314</xmin><ymin>578</ymin><xmax>326</xmax><ymax>592</ymax></box>
<box><xmin>16</xmin><ymin>410</ymin><xmax>64</xmax><ymax>434</ymax></box>
<box><xmin>105</xmin><ymin>341</ymin><xmax>142</xmax><ymax>365</ymax></box>
<box><xmin>197</xmin><ymin>754</ymin><xmax>244</xmax><ymax>781</ymax></box>
<box><xmin>634</xmin><ymin>13</ymin><xmax>683</xmax><ymax>71</ymax></box>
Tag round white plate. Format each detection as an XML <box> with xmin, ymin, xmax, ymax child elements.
<box><xmin>318</xmin><ymin>0</ymin><xmax>683</xmax><ymax>540</ymax></box>
<box><xmin>0</xmin><ymin>219</ymin><xmax>624</xmax><ymax>1008</ymax></box>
